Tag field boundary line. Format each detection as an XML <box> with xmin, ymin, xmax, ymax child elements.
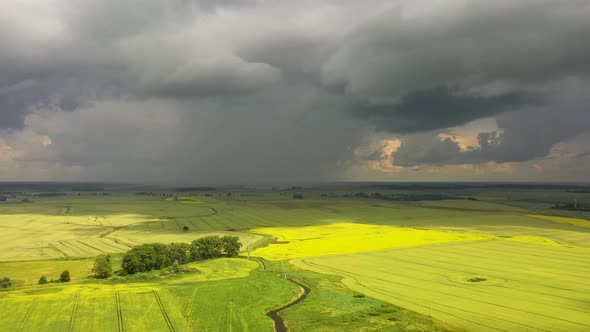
<box><xmin>69</xmin><ymin>293</ymin><xmax>80</xmax><ymax>331</ymax></box>
<box><xmin>116</xmin><ymin>291</ymin><xmax>124</xmax><ymax>332</ymax></box>
<box><xmin>48</xmin><ymin>243</ymin><xmax>69</xmax><ymax>257</ymax></box>
<box><xmin>17</xmin><ymin>297</ymin><xmax>37</xmax><ymax>332</ymax></box>
<box><xmin>198</xmin><ymin>216</ymin><xmax>215</xmax><ymax>230</ymax></box>
<box><xmin>153</xmin><ymin>290</ymin><xmax>176</xmax><ymax>332</ymax></box>
<box><xmin>77</xmin><ymin>240</ymin><xmax>104</xmax><ymax>252</ymax></box>
<box><xmin>107</xmin><ymin>237</ymin><xmax>135</xmax><ymax>249</ymax></box>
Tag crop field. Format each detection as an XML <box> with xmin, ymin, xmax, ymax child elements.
<box><xmin>2</xmin><ymin>186</ymin><xmax>590</xmax><ymax>331</ymax></box>
<box><xmin>250</xmin><ymin>222</ymin><xmax>490</xmax><ymax>260</ymax></box>
<box><xmin>293</xmin><ymin>239</ymin><xmax>590</xmax><ymax>332</ymax></box>
<box><xmin>0</xmin><ymin>258</ymin><xmax>95</xmax><ymax>286</ymax></box>
<box><xmin>0</xmin><ymin>288</ymin><xmax>190</xmax><ymax>331</ymax></box>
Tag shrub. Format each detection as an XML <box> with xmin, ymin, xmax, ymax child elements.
<box><xmin>38</xmin><ymin>276</ymin><xmax>48</xmax><ymax>284</ymax></box>
<box><xmin>93</xmin><ymin>255</ymin><xmax>113</xmax><ymax>279</ymax></box>
<box><xmin>0</xmin><ymin>277</ymin><xmax>11</xmax><ymax>288</ymax></box>
<box><xmin>60</xmin><ymin>270</ymin><xmax>71</xmax><ymax>282</ymax></box>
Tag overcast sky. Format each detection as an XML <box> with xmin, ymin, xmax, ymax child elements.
<box><xmin>1</xmin><ymin>0</ymin><xmax>589</xmax><ymax>184</ymax></box>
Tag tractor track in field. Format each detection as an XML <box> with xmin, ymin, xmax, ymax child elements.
<box><xmin>153</xmin><ymin>290</ymin><xmax>176</xmax><ymax>332</ymax></box>
<box><xmin>116</xmin><ymin>292</ymin><xmax>124</xmax><ymax>332</ymax></box>
<box><xmin>17</xmin><ymin>298</ymin><xmax>37</xmax><ymax>332</ymax></box>
<box><xmin>69</xmin><ymin>293</ymin><xmax>80</xmax><ymax>331</ymax></box>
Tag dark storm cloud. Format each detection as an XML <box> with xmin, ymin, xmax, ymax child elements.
<box><xmin>323</xmin><ymin>0</ymin><xmax>590</xmax><ymax>98</ymax></box>
<box><xmin>392</xmin><ymin>83</ymin><xmax>590</xmax><ymax>166</ymax></box>
<box><xmin>350</xmin><ymin>88</ymin><xmax>534</xmax><ymax>134</ymax></box>
<box><xmin>1</xmin><ymin>0</ymin><xmax>590</xmax><ymax>182</ymax></box>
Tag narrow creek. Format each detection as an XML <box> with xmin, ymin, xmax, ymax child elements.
<box><xmin>266</xmin><ymin>279</ymin><xmax>311</xmax><ymax>332</ymax></box>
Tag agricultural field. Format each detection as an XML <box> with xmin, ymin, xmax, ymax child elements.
<box><xmin>293</xmin><ymin>240</ymin><xmax>590</xmax><ymax>332</ymax></box>
<box><xmin>2</xmin><ymin>184</ymin><xmax>590</xmax><ymax>331</ymax></box>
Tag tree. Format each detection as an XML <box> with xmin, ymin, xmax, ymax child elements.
<box><xmin>169</xmin><ymin>243</ymin><xmax>191</xmax><ymax>264</ymax></box>
<box><xmin>190</xmin><ymin>236</ymin><xmax>223</xmax><ymax>260</ymax></box>
<box><xmin>92</xmin><ymin>255</ymin><xmax>113</xmax><ymax>279</ymax></box>
<box><xmin>221</xmin><ymin>236</ymin><xmax>242</xmax><ymax>257</ymax></box>
<box><xmin>60</xmin><ymin>270</ymin><xmax>71</xmax><ymax>282</ymax></box>
<box><xmin>38</xmin><ymin>276</ymin><xmax>48</xmax><ymax>284</ymax></box>
<box><xmin>121</xmin><ymin>243</ymin><xmax>172</xmax><ymax>274</ymax></box>
<box><xmin>122</xmin><ymin>244</ymin><xmax>156</xmax><ymax>274</ymax></box>
<box><xmin>182</xmin><ymin>225</ymin><xmax>189</xmax><ymax>232</ymax></box>
<box><xmin>0</xmin><ymin>277</ymin><xmax>11</xmax><ymax>288</ymax></box>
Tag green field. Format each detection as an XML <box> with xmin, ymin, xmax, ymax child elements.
<box><xmin>2</xmin><ymin>186</ymin><xmax>590</xmax><ymax>331</ymax></box>
<box><xmin>293</xmin><ymin>240</ymin><xmax>590</xmax><ymax>331</ymax></box>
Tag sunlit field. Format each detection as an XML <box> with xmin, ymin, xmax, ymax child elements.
<box><xmin>2</xmin><ymin>186</ymin><xmax>590</xmax><ymax>331</ymax></box>
<box><xmin>293</xmin><ymin>240</ymin><xmax>590</xmax><ymax>331</ymax></box>
<box><xmin>251</xmin><ymin>222</ymin><xmax>489</xmax><ymax>260</ymax></box>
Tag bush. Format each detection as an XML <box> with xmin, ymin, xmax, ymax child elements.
<box><xmin>38</xmin><ymin>276</ymin><xmax>48</xmax><ymax>284</ymax></box>
<box><xmin>60</xmin><ymin>270</ymin><xmax>71</xmax><ymax>282</ymax></box>
<box><xmin>93</xmin><ymin>255</ymin><xmax>113</xmax><ymax>279</ymax></box>
<box><xmin>1</xmin><ymin>277</ymin><xmax>11</xmax><ymax>288</ymax></box>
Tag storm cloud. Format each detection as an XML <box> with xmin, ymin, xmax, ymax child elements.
<box><xmin>1</xmin><ymin>0</ymin><xmax>590</xmax><ymax>183</ymax></box>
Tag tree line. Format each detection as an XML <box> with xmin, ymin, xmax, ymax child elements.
<box><xmin>120</xmin><ymin>235</ymin><xmax>242</xmax><ymax>274</ymax></box>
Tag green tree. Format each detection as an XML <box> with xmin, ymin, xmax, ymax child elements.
<box><xmin>60</xmin><ymin>270</ymin><xmax>71</xmax><ymax>282</ymax></box>
<box><xmin>38</xmin><ymin>276</ymin><xmax>48</xmax><ymax>284</ymax></box>
<box><xmin>1</xmin><ymin>277</ymin><xmax>11</xmax><ymax>288</ymax></box>
<box><xmin>152</xmin><ymin>243</ymin><xmax>172</xmax><ymax>269</ymax></box>
<box><xmin>190</xmin><ymin>236</ymin><xmax>223</xmax><ymax>260</ymax></box>
<box><xmin>169</xmin><ymin>243</ymin><xmax>191</xmax><ymax>264</ymax></box>
<box><xmin>121</xmin><ymin>243</ymin><xmax>172</xmax><ymax>274</ymax></box>
<box><xmin>92</xmin><ymin>255</ymin><xmax>113</xmax><ymax>278</ymax></box>
<box><xmin>221</xmin><ymin>236</ymin><xmax>242</xmax><ymax>257</ymax></box>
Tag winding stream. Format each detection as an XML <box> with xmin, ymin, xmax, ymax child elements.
<box><xmin>266</xmin><ymin>279</ymin><xmax>311</xmax><ymax>332</ymax></box>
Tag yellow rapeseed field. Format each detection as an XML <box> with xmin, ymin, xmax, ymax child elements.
<box><xmin>250</xmin><ymin>222</ymin><xmax>490</xmax><ymax>260</ymax></box>
<box><xmin>528</xmin><ymin>214</ymin><xmax>590</xmax><ymax>229</ymax></box>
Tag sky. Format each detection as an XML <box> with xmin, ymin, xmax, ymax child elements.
<box><xmin>0</xmin><ymin>0</ymin><xmax>589</xmax><ymax>184</ymax></box>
